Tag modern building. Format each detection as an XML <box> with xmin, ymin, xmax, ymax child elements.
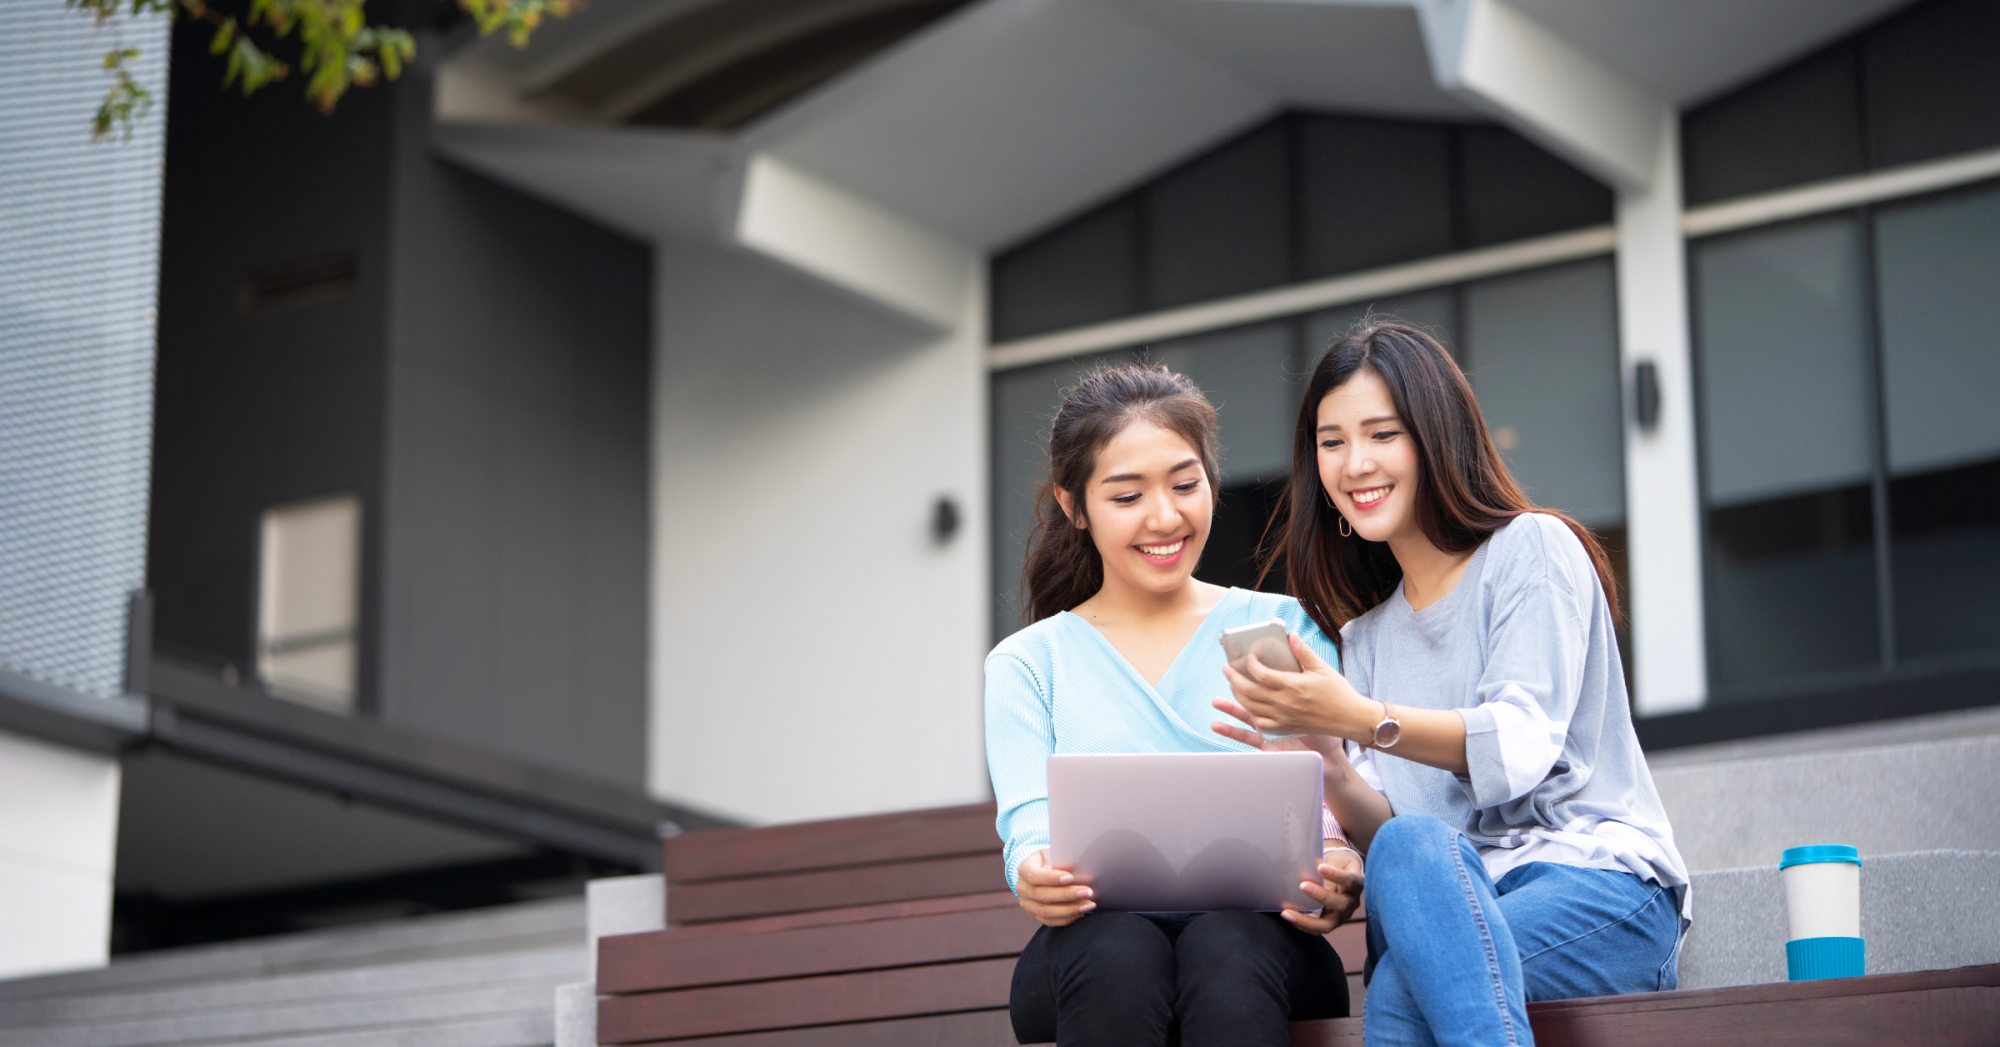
<box><xmin>1</xmin><ymin>0</ymin><xmax>1996</xmax><ymax>992</ymax></box>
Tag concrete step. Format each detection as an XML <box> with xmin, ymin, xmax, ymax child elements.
<box><xmin>2</xmin><ymin>971</ymin><xmax>572</xmax><ymax>1047</ymax></box>
<box><xmin>167</xmin><ymin>1010</ymin><xmax>554</xmax><ymax>1047</ymax></box>
<box><xmin>0</xmin><ymin>946</ymin><xmax>582</xmax><ymax>1027</ymax></box>
<box><xmin>0</xmin><ymin>897</ymin><xmax>584</xmax><ymax>1002</ymax></box>
<box><xmin>1678</xmin><ymin>849</ymin><xmax>2000</xmax><ymax>990</ymax></box>
<box><xmin>1652</xmin><ymin>729</ymin><xmax>2000</xmax><ymax>875</ymax></box>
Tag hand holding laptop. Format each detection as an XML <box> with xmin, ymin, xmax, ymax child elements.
<box><xmin>1016</xmin><ymin>848</ymin><xmax>1095</xmax><ymax>928</ymax></box>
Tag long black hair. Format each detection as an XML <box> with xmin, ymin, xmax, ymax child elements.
<box><xmin>1263</xmin><ymin>322</ymin><xmax>1620</xmax><ymax>641</ymax></box>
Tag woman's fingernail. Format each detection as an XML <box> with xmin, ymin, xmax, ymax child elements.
<box><xmin>1076</xmin><ymin>887</ymin><xmax>1093</xmax><ymax>899</ymax></box>
<box><xmin>1281</xmin><ymin>909</ymin><xmax>1296</xmax><ymax>921</ymax></box>
<box><xmin>1057</xmin><ymin>874</ymin><xmax>1074</xmax><ymax>885</ymax></box>
<box><xmin>1079</xmin><ymin>901</ymin><xmax>1096</xmax><ymax>912</ymax></box>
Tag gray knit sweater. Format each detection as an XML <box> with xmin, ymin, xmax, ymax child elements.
<box><xmin>1340</xmin><ymin>513</ymin><xmax>1690</xmax><ymax>920</ymax></box>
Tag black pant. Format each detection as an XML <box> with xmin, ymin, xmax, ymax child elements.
<box><xmin>1009</xmin><ymin>910</ymin><xmax>1349</xmax><ymax>1047</ymax></box>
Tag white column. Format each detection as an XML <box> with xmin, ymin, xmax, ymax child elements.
<box><xmin>1416</xmin><ymin>0</ymin><xmax>1707</xmax><ymax>713</ymax></box>
<box><xmin>0</xmin><ymin>729</ymin><xmax>121</xmax><ymax>979</ymax></box>
<box><xmin>1614</xmin><ymin>117</ymin><xmax>1707</xmax><ymax>715</ymax></box>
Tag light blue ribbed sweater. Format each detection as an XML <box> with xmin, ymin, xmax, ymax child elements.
<box><xmin>984</xmin><ymin>587</ymin><xmax>1340</xmax><ymax>891</ymax></box>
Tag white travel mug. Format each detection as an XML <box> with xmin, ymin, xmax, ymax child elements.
<box><xmin>1780</xmin><ymin>845</ymin><xmax>1864</xmax><ymax>980</ymax></box>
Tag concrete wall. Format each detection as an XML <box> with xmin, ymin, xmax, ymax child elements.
<box><xmin>378</xmin><ymin>69</ymin><xmax>654</xmax><ymax>789</ymax></box>
<box><xmin>647</xmin><ymin>242</ymin><xmax>990</xmax><ymax>824</ymax></box>
<box><xmin>0</xmin><ymin>731</ymin><xmax>120</xmax><ymax>979</ymax></box>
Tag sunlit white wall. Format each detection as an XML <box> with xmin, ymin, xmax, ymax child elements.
<box><xmin>0</xmin><ymin>731</ymin><xmax>120</xmax><ymax>979</ymax></box>
<box><xmin>647</xmin><ymin>243</ymin><xmax>991</xmax><ymax>824</ymax></box>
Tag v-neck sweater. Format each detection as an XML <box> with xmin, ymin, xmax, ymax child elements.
<box><xmin>984</xmin><ymin>587</ymin><xmax>1341</xmax><ymax>891</ymax></box>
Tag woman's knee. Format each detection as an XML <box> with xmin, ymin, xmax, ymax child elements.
<box><xmin>1050</xmin><ymin>911</ymin><xmax>1173</xmax><ymax>973</ymax></box>
<box><xmin>1367</xmin><ymin>814</ymin><xmax>1457</xmax><ymax>873</ymax></box>
<box><xmin>1176</xmin><ymin>909</ymin><xmax>1286</xmax><ymax>968</ymax></box>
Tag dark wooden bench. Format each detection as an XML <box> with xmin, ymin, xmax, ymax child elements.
<box><xmin>595</xmin><ymin>803</ymin><xmax>2000</xmax><ymax>1046</ymax></box>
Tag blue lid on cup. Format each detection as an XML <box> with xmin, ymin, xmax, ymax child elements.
<box><xmin>1781</xmin><ymin>845</ymin><xmax>1862</xmax><ymax>870</ymax></box>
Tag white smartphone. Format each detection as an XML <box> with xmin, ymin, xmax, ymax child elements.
<box><xmin>1218</xmin><ymin>619</ymin><xmax>1303</xmax><ymax>741</ymax></box>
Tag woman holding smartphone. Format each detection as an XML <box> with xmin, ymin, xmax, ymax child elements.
<box><xmin>1212</xmin><ymin>323</ymin><xmax>1688</xmax><ymax>1047</ymax></box>
<box><xmin>986</xmin><ymin>363</ymin><xmax>1361</xmax><ymax>1047</ymax></box>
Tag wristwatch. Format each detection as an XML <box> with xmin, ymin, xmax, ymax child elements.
<box><xmin>1368</xmin><ymin>701</ymin><xmax>1402</xmax><ymax>749</ymax></box>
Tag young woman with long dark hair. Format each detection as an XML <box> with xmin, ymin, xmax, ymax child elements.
<box><xmin>986</xmin><ymin>363</ymin><xmax>1361</xmax><ymax>1047</ymax></box>
<box><xmin>1211</xmin><ymin>323</ymin><xmax>1688</xmax><ymax>1047</ymax></box>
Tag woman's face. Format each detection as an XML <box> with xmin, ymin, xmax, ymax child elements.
<box><xmin>1059</xmin><ymin>420</ymin><xmax>1213</xmax><ymax>597</ymax></box>
<box><xmin>1316</xmin><ymin>368</ymin><xmax>1423</xmax><ymax>546</ymax></box>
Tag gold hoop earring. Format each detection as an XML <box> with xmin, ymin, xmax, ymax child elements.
<box><xmin>1323</xmin><ymin>487</ymin><xmax>1352</xmax><ymax>537</ymax></box>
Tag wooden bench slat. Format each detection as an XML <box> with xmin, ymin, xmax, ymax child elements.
<box><xmin>664</xmin><ymin>803</ymin><xmax>999</xmax><ymax>883</ymax></box>
<box><xmin>639</xmin><ymin>891</ymin><xmax>1019</xmax><ymax>943</ymax></box>
<box><xmin>619</xmin><ymin>1008</ymin><xmax>1017</xmax><ymax>1047</ymax></box>
<box><xmin>600</xmin><ymin>904</ymin><xmax>1038</xmax><ymax>993</ymax></box>
<box><xmin>598</xmin><ymin>957</ymin><xmax>1017</xmax><ymax>1043</ymax></box>
<box><xmin>668</xmin><ymin>852</ymin><xmax>1007</xmax><ymax>924</ymax></box>
<box><xmin>1326</xmin><ymin>921</ymin><xmax>1364</xmax><ymax>976</ymax></box>
<box><xmin>1282</xmin><ymin>964</ymin><xmax>2000</xmax><ymax>1047</ymax></box>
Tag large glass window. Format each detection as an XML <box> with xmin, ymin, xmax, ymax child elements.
<box><xmin>1873</xmin><ymin>181</ymin><xmax>2000</xmax><ymax>661</ymax></box>
<box><xmin>990</xmin><ymin>269</ymin><xmax>1629</xmax><ymax>641</ymax></box>
<box><xmin>1693</xmin><ymin>215</ymin><xmax>1881</xmax><ymax>689</ymax></box>
<box><xmin>990</xmin><ymin>111</ymin><xmax>1613</xmax><ymax>344</ymax></box>
<box><xmin>1462</xmin><ymin>259</ymin><xmax>1625</xmax><ymax>529</ymax></box>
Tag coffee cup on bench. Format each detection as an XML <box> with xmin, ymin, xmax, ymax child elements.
<box><xmin>1780</xmin><ymin>844</ymin><xmax>1864</xmax><ymax>981</ymax></box>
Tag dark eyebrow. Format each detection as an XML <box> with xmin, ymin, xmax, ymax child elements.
<box><xmin>1316</xmin><ymin>414</ymin><xmax>1401</xmax><ymax>433</ymax></box>
<box><xmin>1099</xmin><ymin>458</ymin><xmax>1200</xmax><ymax>485</ymax></box>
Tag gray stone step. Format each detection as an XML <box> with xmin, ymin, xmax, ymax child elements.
<box><xmin>0</xmin><ymin>897</ymin><xmax>584</xmax><ymax>1002</ymax></box>
<box><xmin>1678</xmin><ymin>849</ymin><xmax>2000</xmax><ymax>990</ymax></box>
<box><xmin>1651</xmin><ymin>718</ymin><xmax>2000</xmax><ymax>874</ymax></box>
<box><xmin>2</xmin><ymin>972</ymin><xmax>571</xmax><ymax>1047</ymax></box>
<box><xmin>171</xmin><ymin>1011</ymin><xmax>553</xmax><ymax>1047</ymax></box>
<box><xmin>0</xmin><ymin>946</ymin><xmax>582</xmax><ymax>1027</ymax></box>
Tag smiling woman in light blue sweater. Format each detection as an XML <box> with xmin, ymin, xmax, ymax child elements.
<box><xmin>985</xmin><ymin>363</ymin><xmax>1360</xmax><ymax>1047</ymax></box>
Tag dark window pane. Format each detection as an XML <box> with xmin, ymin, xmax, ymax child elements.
<box><xmin>1692</xmin><ymin>215</ymin><xmax>1875</xmax><ymax>507</ymax></box>
<box><xmin>989</xmin><ymin>351</ymin><xmax>1134</xmax><ymax>640</ymax></box>
<box><xmin>1874</xmin><ymin>180</ymin><xmax>2000</xmax><ymax>662</ymax></box>
<box><xmin>1458</xmin><ymin>125</ymin><xmax>1612</xmax><ymax>247</ymax></box>
<box><xmin>1873</xmin><ymin>181</ymin><xmax>2000</xmax><ymax>476</ymax></box>
<box><xmin>1706</xmin><ymin>486</ymin><xmax>1881</xmax><ymax>689</ymax></box>
<box><xmin>1297</xmin><ymin>116</ymin><xmax>1454</xmax><ymax>278</ymax></box>
<box><xmin>1148</xmin><ymin>321</ymin><xmax>1299</xmax><ymax>484</ymax></box>
<box><xmin>1692</xmin><ymin>215</ymin><xmax>1880</xmax><ymax>689</ymax></box>
<box><xmin>1462</xmin><ymin>259</ymin><xmax>1624</xmax><ymax>528</ymax></box>
<box><xmin>990</xmin><ymin>199</ymin><xmax>1140</xmax><ymax>342</ymax></box>
<box><xmin>1198</xmin><ymin>479</ymin><xmax>1289</xmax><ymax>595</ymax></box>
<box><xmin>1889</xmin><ymin>458</ymin><xmax>2000</xmax><ymax>661</ymax></box>
<box><xmin>1682</xmin><ymin>43</ymin><xmax>1863</xmax><ymax>205</ymax></box>
<box><xmin>1143</xmin><ymin>121</ymin><xmax>1291</xmax><ymax>309</ymax></box>
<box><xmin>1863</xmin><ymin>0</ymin><xmax>2000</xmax><ymax>169</ymax></box>
<box><xmin>1305</xmin><ymin>288</ymin><xmax>1459</xmax><ymax>369</ymax></box>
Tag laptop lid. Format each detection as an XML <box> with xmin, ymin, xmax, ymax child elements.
<box><xmin>1047</xmin><ymin>752</ymin><xmax>1324</xmax><ymax>913</ymax></box>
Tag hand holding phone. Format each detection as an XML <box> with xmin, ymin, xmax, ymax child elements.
<box><xmin>1218</xmin><ymin>619</ymin><xmax>1304</xmax><ymax>740</ymax></box>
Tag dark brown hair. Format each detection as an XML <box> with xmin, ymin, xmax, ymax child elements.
<box><xmin>1263</xmin><ymin>322</ymin><xmax>1621</xmax><ymax>642</ymax></box>
<box><xmin>1022</xmin><ymin>364</ymin><xmax>1221</xmax><ymax>623</ymax></box>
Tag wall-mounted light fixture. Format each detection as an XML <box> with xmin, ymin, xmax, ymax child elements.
<box><xmin>1633</xmin><ymin>359</ymin><xmax>1662</xmax><ymax>433</ymax></box>
<box><xmin>932</xmin><ymin>496</ymin><xmax>961</xmax><ymax>544</ymax></box>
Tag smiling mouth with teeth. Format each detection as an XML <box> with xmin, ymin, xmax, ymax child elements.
<box><xmin>1350</xmin><ymin>486</ymin><xmax>1391</xmax><ymax>507</ymax></box>
<box><xmin>1139</xmin><ymin>539</ymin><xmax>1185</xmax><ymax>559</ymax></box>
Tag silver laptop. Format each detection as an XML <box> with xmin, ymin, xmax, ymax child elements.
<box><xmin>1047</xmin><ymin>752</ymin><xmax>1325</xmax><ymax>913</ymax></box>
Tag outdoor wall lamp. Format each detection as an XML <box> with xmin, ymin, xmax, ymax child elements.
<box><xmin>1633</xmin><ymin>359</ymin><xmax>1662</xmax><ymax>433</ymax></box>
<box><xmin>932</xmin><ymin>496</ymin><xmax>961</xmax><ymax>544</ymax></box>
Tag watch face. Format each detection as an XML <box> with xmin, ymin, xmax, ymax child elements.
<box><xmin>1375</xmin><ymin>719</ymin><xmax>1402</xmax><ymax>748</ymax></box>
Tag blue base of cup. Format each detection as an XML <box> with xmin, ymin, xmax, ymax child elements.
<box><xmin>1787</xmin><ymin>936</ymin><xmax>1865</xmax><ymax>980</ymax></box>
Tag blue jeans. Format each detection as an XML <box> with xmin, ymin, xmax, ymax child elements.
<box><xmin>1362</xmin><ymin>815</ymin><xmax>1681</xmax><ymax>1047</ymax></box>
